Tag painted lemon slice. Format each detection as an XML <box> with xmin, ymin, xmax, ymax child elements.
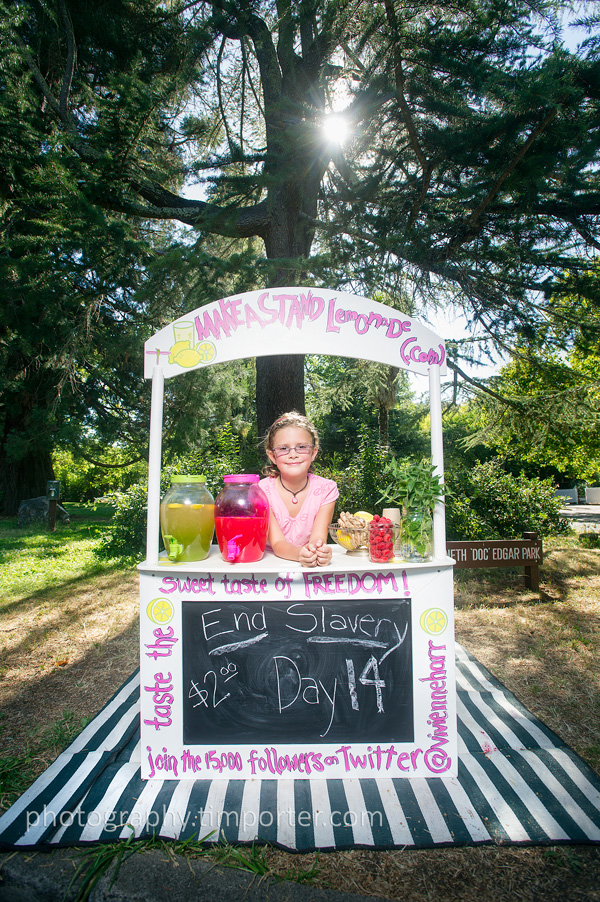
<box><xmin>146</xmin><ymin>597</ymin><xmax>174</xmax><ymax>625</ymax></box>
<box><xmin>419</xmin><ymin>608</ymin><xmax>448</xmax><ymax>636</ymax></box>
<box><xmin>196</xmin><ymin>341</ymin><xmax>217</xmax><ymax>363</ymax></box>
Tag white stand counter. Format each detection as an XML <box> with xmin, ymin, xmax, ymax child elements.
<box><xmin>139</xmin><ymin>548</ymin><xmax>456</xmax><ymax>781</ymax></box>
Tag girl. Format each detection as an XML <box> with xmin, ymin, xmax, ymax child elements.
<box><xmin>259</xmin><ymin>412</ymin><xmax>338</xmax><ymax>567</ymax></box>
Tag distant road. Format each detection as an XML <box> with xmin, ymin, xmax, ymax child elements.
<box><xmin>560</xmin><ymin>504</ymin><xmax>600</xmax><ymax>526</ymax></box>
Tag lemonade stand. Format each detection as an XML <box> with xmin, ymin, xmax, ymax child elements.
<box><xmin>138</xmin><ymin>287</ymin><xmax>456</xmax><ymax>781</ymax></box>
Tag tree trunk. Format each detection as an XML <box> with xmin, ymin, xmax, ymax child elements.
<box><xmin>0</xmin><ymin>390</ymin><xmax>57</xmax><ymax>515</ymax></box>
<box><xmin>378</xmin><ymin>403</ymin><xmax>390</xmax><ymax>448</ymax></box>
<box><xmin>256</xmin><ymin>355</ymin><xmax>306</xmax><ymax>438</ymax></box>
<box><xmin>255</xmin><ymin>161</ymin><xmax>322</xmax><ymax>435</ymax></box>
<box><xmin>0</xmin><ymin>447</ymin><xmax>55</xmax><ymax>516</ymax></box>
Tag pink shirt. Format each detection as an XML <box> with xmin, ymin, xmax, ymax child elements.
<box><xmin>258</xmin><ymin>473</ymin><xmax>339</xmax><ymax>547</ymax></box>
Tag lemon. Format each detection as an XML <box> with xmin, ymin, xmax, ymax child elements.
<box><xmin>168</xmin><ymin>339</ymin><xmax>191</xmax><ymax>363</ymax></box>
<box><xmin>174</xmin><ymin>347</ymin><xmax>201</xmax><ymax>368</ymax></box>
<box><xmin>353</xmin><ymin>510</ymin><xmax>374</xmax><ymax>523</ymax></box>
<box><xmin>336</xmin><ymin>529</ymin><xmax>355</xmax><ymax>550</ymax></box>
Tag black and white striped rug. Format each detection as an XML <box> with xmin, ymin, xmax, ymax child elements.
<box><xmin>1</xmin><ymin>645</ymin><xmax>599</xmax><ymax>851</ymax></box>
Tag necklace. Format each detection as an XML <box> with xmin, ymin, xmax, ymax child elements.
<box><xmin>279</xmin><ymin>475</ymin><xmax>309</xmax><ymax>504</ymax></box>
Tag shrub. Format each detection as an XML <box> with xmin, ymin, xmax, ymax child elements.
<box><xmin>578</xmin><ymin>532</ymin><xmax>600</xmax><ymax>549</ymax></box>
<box><xmin>99</xmin><ymin>424</ymin><xmax>247</xmax><ymax>560</ymax></box>
<box><xmin>53</xmin><ymin>448</ymin><xmax>147</xmax><ymax>502</ymax></box>
<box><xmin>322</xmin><ymin>427</ymin><xmax>388</xmax><ymax>516</ymax></box>
<box><xmin>446</xmin><ymin>459</ymin><xmax>570</xmax><ymax>540</ymax></box>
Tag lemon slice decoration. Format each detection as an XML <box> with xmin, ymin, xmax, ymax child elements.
<box><xmin>196</xmin><ymin>341</ymin><xmax>217</xmax><ymax>363</ymax></box>
<box><xmin>420</xmin><ymin>608</ymin><xmax>448</xmax><ymax>636</ymax></box>
<box><xmin>147</xmin><ymin>597</ymin><xmax>174</xmax><ymax>625</ymax></box>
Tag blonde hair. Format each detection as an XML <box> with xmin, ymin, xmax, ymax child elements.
<box><xmin>262</xmin><ymin>411</ymin><xmax>319</xmax><ymax>477</ymax></box>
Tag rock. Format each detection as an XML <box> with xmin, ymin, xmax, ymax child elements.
<box><xmin>17</xmin><ymin>496</ymin><xmax>70</xmax><ymax>528</ymax></box>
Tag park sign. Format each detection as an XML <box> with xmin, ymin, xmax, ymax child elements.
<box><xmin>446</xmin><ymin>534</ymin><xmax>543</xmax><ymax>590</ymax></box>
<box><xmin>144</xmin><ymin>287</ymin><xmax>446</xmax><ymax>379</ymax></box>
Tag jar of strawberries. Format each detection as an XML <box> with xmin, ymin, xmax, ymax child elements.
<box><xmin>368</xmin><ymin>515</ymin><xmax>396</xmax><ymax>564</ymax></box>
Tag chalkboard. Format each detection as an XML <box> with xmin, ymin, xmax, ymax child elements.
<box><xmin>182</xmin><ymin>599</ymin><xmax>413</xmax><ymax>744</ymax></box>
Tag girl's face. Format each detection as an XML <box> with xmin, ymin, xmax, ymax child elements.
<box><xmin>267</xmin><ymin>426</ymin><xmax>318</xmax><ymax>478</ymax></box>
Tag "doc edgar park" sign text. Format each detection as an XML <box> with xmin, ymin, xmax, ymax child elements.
<box><xmin>446</xmin><ymin>533</ymin><xmax>543</xmax><ymax>590</ymax></box>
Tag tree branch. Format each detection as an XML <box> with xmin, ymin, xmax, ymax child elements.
<box><xmin>57</xmin><ymin>0</ymin><xmax>77</xmax><ymax>122</ymax></box>
<box><xmin>436</xmin><ymin>100</ymin><xmax>567</xmax><ymax>261</ymax></box>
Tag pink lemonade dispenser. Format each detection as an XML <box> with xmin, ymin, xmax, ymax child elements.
<box><xmin>214</xmin><ymin>474</ymin><xmax>270</xmax><ymax>563</ymax></box>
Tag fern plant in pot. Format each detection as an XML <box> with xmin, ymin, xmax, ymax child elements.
<box><xmin>378</xmin><ymin>458</ymin><xmax>445</xmax><ymax>562</ymax></box>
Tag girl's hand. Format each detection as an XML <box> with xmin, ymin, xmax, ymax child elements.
<box><xmin>299</xmin><ymin>542</ymin><xmax>318</xmax><ymax>567</ymax></box>
<box><xmin>299</xmin><ymin>539</ymin><xmax>332</xmax><ymax>567</ymax></box>
<box><xmin>314</xmin><ymin>539</ymin><xmax>332</xmax><ymax>566</ymax></box>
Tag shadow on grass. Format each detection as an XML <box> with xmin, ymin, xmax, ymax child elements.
<box><xmin>0</xmin><ymin>614</ymin><xmax>139</xmax><ymax>810</ymax></box>
<box><xmin>0</xmin><ymin>566</ymin><xmax>139</xmax><ymax>672</ymax></box>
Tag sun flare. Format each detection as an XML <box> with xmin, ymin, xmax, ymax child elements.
<box><xmin>322</xmin><ymin>113</ymin><xmax>351</xmax><ymax>146</ymax></box>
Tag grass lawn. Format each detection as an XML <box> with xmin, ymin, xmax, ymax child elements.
<box><xmin>1</xmin><ymin>509</ymin><xmax>599</xmax><ymax>901</ymax></box>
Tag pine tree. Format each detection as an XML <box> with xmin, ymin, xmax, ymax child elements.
<box><xmin>3</xmin><ymin>0</ymin><xmax>600</xmax><ymax>505</ymax></box>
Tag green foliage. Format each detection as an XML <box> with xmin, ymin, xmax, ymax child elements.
<box><xmin>465</xmin><ymin>264</ymin><xmax>600</xmax><ymax>485</ymax></box>
<box><xmin>578</xmin><ymin>532</ymin><xmax>600</xmax><ymax>549</ymax></box>
<box><xmin>99</xmin><ymin>423</ymin><xmax>251</xmax><ymax>559</ymax></box>
<box><xmin>4</xmin><ymin>0</ymin><xmax>599</xmax><ymax>450</ymax></box>
<box><xmin>378</xmin><ymin>458</ymin><xmax>445</xmax><ymax>514</ymax></box>
<box><xmin>99</xmin><ymin>482</ymin><xmax>150</xmax><ymax>560</ymax></box>
<box><xmin>53</xmin><ymin>449</ymin><xmax>147</xmax><ymax>502</ymax></box>
<box><xmin>322</xmin><ymin>427</ymin><xmax>389</xmax><ymax>515</ymax></box>
<box><xmin>445</xmin><ymin>460</ymin><xmax>569</xmax><ymax>540</ymax></box>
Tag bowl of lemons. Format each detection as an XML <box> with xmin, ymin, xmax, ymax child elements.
<box><xmin>329</xmin><ymin>511</ymin><xmax>374</xmax><ymax>553</ymax></box>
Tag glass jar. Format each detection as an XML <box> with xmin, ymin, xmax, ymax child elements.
<box><xmin>368</xmin><ymin>515</ymin><xmax>396</xmax><ymax>564</ymax></box>
<box><xmin>160</xmin><ymin>475</ymin><xmax>215</xmax><ymax>562</ymax></box>
<box><xmin>399</xmin><ymin>509</ymin><xmax>433</xmax><ymax>562</ymax></box>
<box><xmin>214</xmin><ymin>475</ymin><xmax>270</xmax><ymax>563</ymax></box>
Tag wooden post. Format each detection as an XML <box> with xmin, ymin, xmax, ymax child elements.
<box><xmin>523</xmin><ymin>531</ymin><xmax>540</xmax><ymax>590</ymax></box>
<box><xmin>48</xmin><ymin>499</ymin><xmax>57</xmax><ymax>532</ymax></box>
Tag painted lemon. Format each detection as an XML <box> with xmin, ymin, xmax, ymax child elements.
<box><xmin>336</xmin><ymin>529</ymin><xmax>355</xmax><ymax>550</ymax></box>
<box><xmin>146</xmin><ymin>597</ymin><xmax>174</xmax><ymax>625</ymax></box>
<box><xmin>196</xmin><ymin>341</ymin><xmax>217</xmax><ymax>363</ymax></box>
<box><xmin>419</xmin><ymin>608</ymin><xmax>448</xmax><ymax>636</ymax></box>
<box><xmin>354</xmin><ymin>511</ymin><xmax>374</xmax><ymax>523</ymax></box>
<box><xmin>174</xmin><ymin>347</ymin><xmax>201</xmax><ymax>368</ymax></box>
<box><xmin>168</xmin><ymin>340</ymin><xmax>190</xmax><ymax>363</ymax></box>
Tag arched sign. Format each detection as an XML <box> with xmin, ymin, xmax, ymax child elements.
<box><xmin>143</xmin><ymin>286</ymin><xmax>446</xmax><ymax>565</ymax></box>
<box><xmin>144</xmin><ymin>287</ymin><xmax>446</xmax><ymax>379</ymax></box>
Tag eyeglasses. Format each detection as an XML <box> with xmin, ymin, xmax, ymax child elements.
<box><xmin>272</xmin><ymin>443</ymin><xmax>314</xmax><ymax>457</ymax></box>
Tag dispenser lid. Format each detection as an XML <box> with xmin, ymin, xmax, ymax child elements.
<box><xmin>171</xmin><ymin>475</ymin><xmax>206</xmax><ymax>483</ymax></box>
<box><xmin>223</xmin><ymin>474</ymin><xmax>260</xmax><ymax>483</ymax></box>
